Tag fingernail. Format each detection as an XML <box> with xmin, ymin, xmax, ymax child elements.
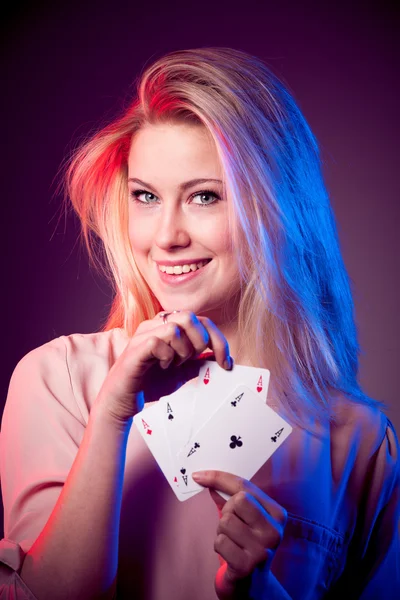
<box><xmin>192</xmin><ymin>471</ymin><xmax>206</xmax><ymax>482</ymax></box>
<box><xmin>223</xmin><ymin>356</ymin><xmax>233</xmax><ymax>370</ymax></box>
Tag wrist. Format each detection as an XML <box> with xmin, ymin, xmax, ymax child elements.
<box><xmin>90</xmin><ymin>399</ymin><xmax>133</xmax><ymax>438</ymax></box>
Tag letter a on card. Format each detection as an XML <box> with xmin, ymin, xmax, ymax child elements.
<box><xmin>141</xmin><ymin>418</ymin><xmax>152</xmax><ymax>435</ymax></box>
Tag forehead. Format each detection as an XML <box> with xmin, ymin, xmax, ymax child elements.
<box><xmin>127</xmin><ymin>122</ymin><xmax>222</xmax><ymax>178</ymax></box>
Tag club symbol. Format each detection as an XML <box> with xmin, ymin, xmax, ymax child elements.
<box><xmin>187</xmin><ymin>442</ymin><xmax>200</xmax><ymax>458</ymax></box>
<box><xmin>271</xmin><ymin>428</ymin><xmax>283</xmax><ymax>443</ymax></box>
<box><xmin>229</xmin><ymin>435</ymin><xmax>243</xmax><ymax>449</ymax></box>
<box><xmin>231</xmin><ymin>392</ymin><xmax>244</xmax><ymax>407</ymax></box>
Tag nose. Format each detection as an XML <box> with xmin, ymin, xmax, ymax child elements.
<box><xmin>154</xmin><ymin>203</ymin><xmax>191</xmax><ymax>250</ymax></box>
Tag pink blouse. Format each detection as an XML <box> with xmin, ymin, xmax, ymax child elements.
<box><xmin>0</xmin><ymin>328</ymin><xmax>399</xmax><ymax>599</ymax></box>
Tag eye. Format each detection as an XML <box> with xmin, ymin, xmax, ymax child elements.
<box><xmin>190</xmin><ymin>190</ymin><xmax>220</xmax><ymax>206</ymax></box>
<box><xmin>130</xmin><ymin>190</ymin><xmax>159</xmax><ymax>204</ymax></box>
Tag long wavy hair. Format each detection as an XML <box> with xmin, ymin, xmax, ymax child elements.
<box><xmin>62</xmin><ymin>47</ymin><xmax>383</xmax><ymax>426</ymax></box>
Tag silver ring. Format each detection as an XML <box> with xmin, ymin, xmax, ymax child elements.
<box><xmin>159</xmin><ymin>310</ymin><xmax>181</xmax><ymax>324</ymax></box>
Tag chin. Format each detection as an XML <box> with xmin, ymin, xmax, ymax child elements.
<box><xmin>157</xmin><ymin>296</ymin><xmax>217</xmax><ymax>316</ymax></box>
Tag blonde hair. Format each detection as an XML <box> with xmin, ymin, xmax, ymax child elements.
<box><xmin>62</xmin><ymin>47</ymin><xmax>383</xmax><ymax>426</ymax></box>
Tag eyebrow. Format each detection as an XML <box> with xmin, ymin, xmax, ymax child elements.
<box><xmin>127</xmin><ymin>177</ymin><xmax>223</xmax><ymax>193</ymax></box>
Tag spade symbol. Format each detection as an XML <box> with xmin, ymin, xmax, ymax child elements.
<box><xmin>229</xmin><ymin>435</ymin><xmax>243</xmax><ymax>449</ymax></box>
<box><xmin>180</xmin><ymin>468</ymin><xmax>188</xmax><ymax>486</ymax></box>
<box><xmin>168</xmin><ymin>414</ymin><xmax>174</xmax><ymax>420</ymax></box>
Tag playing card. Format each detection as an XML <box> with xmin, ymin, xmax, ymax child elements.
<box><xmin>159</xmin><ymin>381</ymin><xmax>197</xmax><ymax>451</ymax></box>
<box><xmin>133</xmin><ymin>402</ymin><xmax>184</xmax><ymax>500</ymax></box>
<box><xmin>158</xmin><ymin>381</ymin><xmax>200</xmax><ymax>495</ymax></box>
<box><xmin>176</xmin><ymin>384</ymin><xmax>292</xmax><ymax>497</ymax></box>
<box><xmin>189</xmin><ymin>361</ymin><xmax>270</xmax><ymax>440</ymax></box>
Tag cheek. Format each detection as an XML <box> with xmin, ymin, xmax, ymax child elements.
<box><xmin>128</xmin><ymin>216</ymin><xmax>151</xmax><ymax>255</ymax></box>
<box><xmin>208</xmin><ymin>220</ymin><xmax>234</xmax><ymax>257</ymax></box>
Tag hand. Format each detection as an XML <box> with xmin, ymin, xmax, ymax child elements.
<box><xmin>192</xmin><ymin>470</ymin><xmax>287</xmax><ymax>600</ymax></box>
<box><xmin>93</xmin><ymin>311</ymin><xmax>232</xmax><ymax>428</ymax></box>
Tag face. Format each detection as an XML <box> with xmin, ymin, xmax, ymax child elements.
<box><xmin>127</xmin><ymin>122</ymin><xmax>242</xmax><ymax>324</ymax></box>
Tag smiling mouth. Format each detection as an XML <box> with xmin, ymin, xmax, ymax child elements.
<box><xmin>157</xmin><ymin>259</ymin><xmax>212</xmax><ymax>275</ymax></box>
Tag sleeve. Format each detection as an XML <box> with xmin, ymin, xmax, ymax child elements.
<box><xmin>327</xmin><ymin>417</ymin><xmax>400</xmax><ymax>599</ymax></box>
<box><xmin>0</xmin><ymin>337</ymin><xmax>86</xmax><ymax>598</ymax></box>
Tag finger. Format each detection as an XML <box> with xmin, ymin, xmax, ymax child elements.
<box><xmin>129</xmin><ymin>336</ymin><xmax>176</xmax><ymax>373</ymax></box>
<box><xmin>142</xmin><ymin>311</ymin><xmax>232</xmax><ymax>370</ymax></box>
<box><xmin>197</xmin><ymin>316</ymin><xmax>232</xmax><ymax>370</ymax></box>
<box><xmin>153</xmin><ymin>322</ymin><xmax>196</xmax><ymax>365</ymax></box>
<box><xmin>192</xmin><ymin>470</ymin><xmax>287</xmax><ymax>527</ymax></box>
<box><xmin>160</xmin><ymin>312</ymin><xmax>211</xmax><ymax>360</ymax></box>
<box><xmin>134</xmin><ymin>313</ymin><xmax>204</xmax><ymax>366</ymax></box>
<box><xmin>217</xmin><ymin>511</ymin><xmax>269</xmax><ymax>561</ymax></box>
<box><xmin>228</xmin><ymin>490</ymin><xmax>270</xmax><ymax>530</ymax></box>
<box><xmin>227</xmin><ymin>491</ymin><xmax>282</xmax><ymax>550</ymax></box>
<box><xmin>214</xmin><ymin>534</ymin><xmax>253</xmax><ymax>580</ymax></box>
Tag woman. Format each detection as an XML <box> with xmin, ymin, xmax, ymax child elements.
<box><xmin>0</xmin><ymin>47</ymin><xmax>398</xmax><ymax>600</ymax></box>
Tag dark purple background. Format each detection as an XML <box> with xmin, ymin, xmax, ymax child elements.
<box><xmin>0</xmin><ymin>1</ymin><xmax>398</xmax><ymax>536</ymax></box>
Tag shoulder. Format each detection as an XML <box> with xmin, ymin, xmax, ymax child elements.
<box><xmin>11</xmin><ymin>327</ymin><xmax>128</xmax><ymax>382</ymax></box>
<box><xmin>60</xmin><ymin>327</ymin><xmax>129</xmax><ymax>364</ymax></box>
<box><xmin>331</xmin><ymin>391</ymin><xmax>389</xmax><ymax>442</ymax></box>
<box><xmin>329</xmin><ymin>392</ymin><xmax>399</xmax><ymax>491</ymax></box>
<box><xmin>7</xmin><ymin>328</ymin><xmax>130</xmax><ymax>424</ymax></box>
<box><xmin>19</xmin><ymin>327</ymin><xmax>128</xmax><ymax>363</ymax></box>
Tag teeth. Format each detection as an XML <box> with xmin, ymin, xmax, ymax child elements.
<box><xmin>158</xmin><ymin>260</ymin><xmax>210</xmax><ymax>274</ymax></box>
